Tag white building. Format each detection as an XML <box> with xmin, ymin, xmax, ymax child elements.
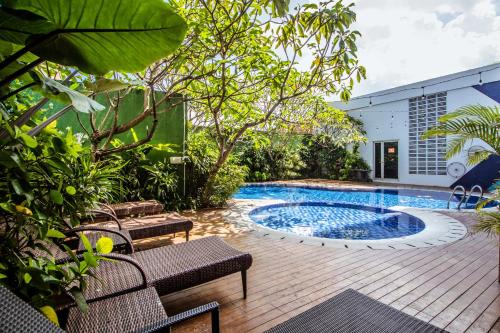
<box><xmin>333</xmin><ymin>63</ymin><xmax>500</xmax><ymax>188</ymax></box>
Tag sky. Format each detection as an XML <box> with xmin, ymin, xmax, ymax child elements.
<box><xmin>328</xmin><ymin>0</ymin><xmax>500</xmax><ymax>97</ymax></box>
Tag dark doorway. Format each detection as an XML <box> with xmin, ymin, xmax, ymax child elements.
<box><xmin>374</xmin><ymin>141</ymin><xmax>398</xmax><ymax>179</ymax></box>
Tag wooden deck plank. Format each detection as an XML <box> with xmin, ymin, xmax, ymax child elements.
<box><xmin>390</xmin><ymin>239</ymin><xmax>494</xmax><ymax>311</ymax></box>
<box><xmin>388</xmin><ymin>241</ymin><xmax>496</xmax><ymax>313</ymax></box>
<box><xmin>410</xmin><ymin>249</ymin><xmax>496</xmax><ymax>315</ymax></box>
<box><xmin>465</xmin><ymin>295</ymin><xmax>500</xmax><ymax>333</ymax></box>
<box><xmin>417</xmin><ymin>263</ymin><xmax>497</xmax><ymax>323</ymax></box>
<box><xmin>442</xmin><ymin>278</ymin><xmax>500</xmax><ymax>332</ymax></box>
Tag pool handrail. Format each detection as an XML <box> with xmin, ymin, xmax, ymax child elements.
<box><xmin>448</xmin><ymin>185</ymin><xmax>466</xmax><ymax>210</ymax></box>
<box><xmin>463</xmin><ymin>184</ymin><xmax>483</xmax><ymax>209</ymax></box>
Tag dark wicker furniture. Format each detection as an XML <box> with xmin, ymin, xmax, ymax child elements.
<box><xmin>100</xmin><ymin>201</ymin><xmax>165</xmax><ymax>218</ymax></box>
<box><xmin>127</xmin><ymin>216</ymin><xmax>194</xmax><ymax>242</ymax></box>
<box><xmin>72</xmin><ymin>207</ymin><xmax>193</xmax><ymax>253</ymax></box>
<box><xmin>82</xmin><ymin>236</ymin><xmax>253</xmax><ymax>302</ymax></box>
<box><xmin>0</xmin><ymin>285</ymin><xmax>220</xmax><ymax>333</ymax></box>
<box><xmin>74</xmin><ymin>217</ymin><xmax>194</xmax><ymax>254</ymax></box>
<box><xmin>264</xmin><ymin>289</ymin><xmax>447</xmax><ymax>333</ymax></box>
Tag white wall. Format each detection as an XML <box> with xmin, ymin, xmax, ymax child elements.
<box><xmin>344</xmin><ymin>84</ymin><xmax>499</xmax><ymax>188</ymax></box>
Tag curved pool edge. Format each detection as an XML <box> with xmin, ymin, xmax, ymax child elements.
<box><xmin>224</xmin><ymin>199</ymin><xmax>468</xmax><ymax>250</ymax></box>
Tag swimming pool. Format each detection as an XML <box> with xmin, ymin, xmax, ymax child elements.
<box><xmin>250</xmin><ymin>202</ymin><xmax>425</xmax><ymax>240</ymax></box>
<box><xmin>234</xmin><ymin>184</ymin><xmax>495</xmax><ymax>210</ymax></box>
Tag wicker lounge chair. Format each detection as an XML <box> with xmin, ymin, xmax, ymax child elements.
<box><xmin>100</xmin><ymin>201</ymin><xmax>165</xmax><ymax>218</ymax></box>
<box><xmin>71</xmin><ymin>208</ymin><xmax>193</xmax><ymax>253</ymax></box>
<box><xmin>0</xmin><ymin>284</ymin><xmax>220</xmax><ymax>333</ymax></box>
<box><xmin>264</xmin><ymin>289</ymin><xmax>446</xmax><ymax>333</ymax></box>
<box><xmin>76</xmin><ymin>235</ymin><xmax>252</xmax><ymax>302</ymax></box>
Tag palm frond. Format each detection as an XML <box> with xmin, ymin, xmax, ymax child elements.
<box><xmin>467</xmin><ymin>149</ymin><xmax>494</xmax><ymax>166</ymax></box>
<box><xmin>473</xmin><ymin>211</ymin><xmax>500</xmax><ymax>237</ymax></box>
<box><xmin>422</xmin><ymin>104</ymin><xmax>500</xmax><ymax>163</ymax></box>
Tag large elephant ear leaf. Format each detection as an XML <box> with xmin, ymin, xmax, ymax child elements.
<box><xmin>0</xmin><ymin>39</ymin><xmax>39</xmax><ymax>83</ymax></box>
<box><xmin>0</xmin><ymin>40</ymin><xmax>13</xmax><ymax>61</ymax></box>
<box><xmin>4</xmin><ymin>0</ymin><xmax>188</xmax><ymax>75</ymax></box>
<box><xmin>0</xmin><ymin>7</ymin><xmax>55</xmax><ymax>45</ymax></box>
<box><xmin>40</xmin><ymin>76</ymin><xmax>105</xmax><ymax>114</ymax></box>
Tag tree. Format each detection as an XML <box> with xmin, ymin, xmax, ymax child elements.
<box><xmin>85</xmin><ymin>1</ymin><xmax>290</xmax><ymax>159</ymax></box>
<box><xmin>167</xmin><ymin>0</ymin><xmax>365</xmax><ymax>204</ymax></box>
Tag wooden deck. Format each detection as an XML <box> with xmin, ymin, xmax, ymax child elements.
<box><xmin>135</xmin><ymin>210</ymin><xmax>499</xmax><ymax>333</ymax></box>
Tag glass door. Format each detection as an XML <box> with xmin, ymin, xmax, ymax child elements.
<box><xmin>383</xmin><ymin>142</ymin><xmax>398</xmax><ymax>179</ymax></box>
<box><xmin>374</xmin><ymin>141</ymin><xmax>398</xmax><ymax>179</ymax></box>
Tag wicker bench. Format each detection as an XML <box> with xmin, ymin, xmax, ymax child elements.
<box><xmin>264</xmin><ymin>289</ymin><xmax>446</xmax><ymax>333</ymax></box>
<box><xmin>126</xmin><ymin>215</ymin><xmax>194</xmax><ymax>241</ymax></box>
<box><xmin>82</xmin><ymin>236</ymin><xmax>253</xmax><ymax>302</ymax></box>
<box><xmin>75</xmin><ymin>216</ymin><xmax>194</xmax><ymax>254</ymax></box>
<box><xmin>98</xmin><ymin>200</ymin><xmax>165</xmax><ymax>219</ymax></box>
<box><xmin>0</xmin><ymin>284</ymin><xmax>220</xmax><ymax>333</ymax></box>
<box><xmin>73</xmin><ymin>210</ymin><xmax>194</xmax><ymax>254</ymax></box>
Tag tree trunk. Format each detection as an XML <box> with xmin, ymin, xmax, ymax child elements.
<box><xmin>201</xmin><ymin>149</ymin><xmax>231</xmax><ymax>206</ymax></box>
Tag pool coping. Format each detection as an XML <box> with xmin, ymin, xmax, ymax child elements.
<box><xmin>224</xmin><ymin>199</ymin><xmax>468</xmax><ymax>250</ymax></box>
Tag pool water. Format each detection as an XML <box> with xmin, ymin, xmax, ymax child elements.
<box><xmin>250</xmin><ymin>202</ymin><xmax>425</xmax><ymax>240</ymax></box>
<box><xmin>234</xmin><ymin>185</ymin><xmax>495</xmax><ymax>210</ymax></box>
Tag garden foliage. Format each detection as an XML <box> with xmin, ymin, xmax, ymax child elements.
<box><xmin>240</xmin><ymin>133</ymin><xmax>370</xmax><ymax>182</ymax></box>
<box><xmin>0</xmin><ymin>0</ymin><xmax>187</xmax><ymax>323</ymax></box>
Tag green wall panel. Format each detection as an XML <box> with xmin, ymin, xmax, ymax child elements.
<box><xmin>46</xmin><ymin>90</ymin><xmax>186</xmax><ymax>161</ymax></box>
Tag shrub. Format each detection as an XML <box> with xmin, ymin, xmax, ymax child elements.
<box><xmin>0</xmin><ymin>122</ymin><xmax>118</xmax><ymax>317</ymax></box>
<box><xmin>339</xmin><ymin>149</ymin><xmax>371</xmax><ymax>181</ymax></box>
<box><xmin>186</xmin><ymin>129</ymin><xmax>247</xmax><ymax>208</ymax></box>
<box><xmin>300</xmin><ymin>134</ymin><xmax>349</xmax><ymax>179</ymax></box>
<box><xmin>110</xmin><ymin>142</ymin><xmax>181</xmax><ymax>210</ymax></box>
<box><xmin>206</xmin><ymin>162</ymin><xmax>248</xmax><ymax>207</ymax></box>
<box><xmin>239</xmin><ymin>138</ymin><xmax>305</xmax><ymax>181</ymax></box>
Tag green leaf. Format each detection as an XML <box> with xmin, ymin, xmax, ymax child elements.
<box><xmin>272</xmin><ymin>0</ymin><xmax>290</xmax><ymax>17</ymax></box>
<box><xmin>83</xmin><ymin>252</ymin><xmax>97</xmax><ymax>268</ymax></box>
<box><xmin>80</xmin><ymin>233</ymin><xmax>93</xmax><ymax>253</ymax></box>
<box><xmin>40</xmin><ymin>76</ymin><xmax>105</xmax><ymax>114</ymax></box>
<box><xmin>18</xmin><ymin>133</ymin><xmax>37</xmax><ymax>148</ymax></box>
<box><xmin>47</xmin><ymin>229</ymin><xmax>65</xmax><ymax>239</ymax></box>
<box><xmin>0</xmin><ymin>202</ymin><xmax>16</xmax><ymax>213</ymax></box>
<box><xmin>39</xmin><ymin>306</ymin><xmax>60</xmax><ymax>326</ymax></box>
<box><xmin>96</xmin><ymin>237</ymin><xmax>113</xmax><ymax>254</ymax></box>
<box><xmin>0</xmin><ymin>152</ymin><xmax>19</xmax><ymax>168</ymax></box>
<box><xmin>45</xmin><ymin>158</ymin><xmax>73</xmax><ymax>176</ymax></box>
<box><xmin>70</xmin><ymin>289</ymin><xmax>89</xmax><ymax>313</ymax></box>
<box><xmin>0</xmin><ymin>8</ymin><xmax>54</xmax><ymax>45</ymax></box>
<box><xmin>0</xmin><ymin>39</ymin><xmax>13</xmax><ymax>61</ymax></box>
<box><xmin>3</xmin><ymin>0</ymin><xmax>188</xmax><ymax>75</ymax></box>
<box><xmin>49</xmin><ymin>189</ymin><xmax>64</xmax><ymax>205</ymax></box>
<box><xmin>23</xmin><ymin>272</ymin><xmax>32</xmax><ymax>283</ymax></box>
<box><xmin>85</xmin><ymin>78</ymin><xmax>137</xmax><ymax>94</ymax></box>
<box><xmin>10</xmin><ymin>179</ymin><xmax>25</xmax><ymax>195</ymax></box>
<box><xmin>0</xmin><ymin>273</ymin><xmax>7</xmax><ymax>279</ymax></box>
<box><xmin>65</xmin><ymin>186</ymin><xmax>76</xmax><ymax>195</ymax></box>
<box><xmin>51</xmin><ymin>136</ymin><xmax>67</xmax><ymax>153</ymax></box>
